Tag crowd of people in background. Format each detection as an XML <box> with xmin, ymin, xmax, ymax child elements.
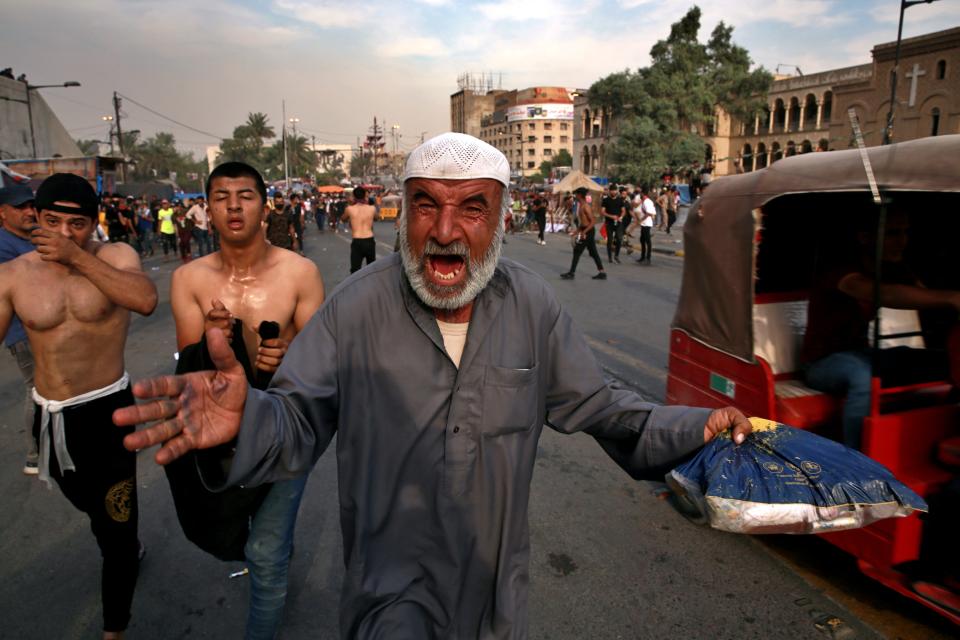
<box><xmin>93</xmin><ymin>188</ymin><xmax>386</xmax><ymax>263</ymax></box>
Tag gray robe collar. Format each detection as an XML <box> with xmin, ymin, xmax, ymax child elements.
<box><xmin>398</xmin><ymin>260</ymin><xmax>509</xmax><ymax>373</ymax></box>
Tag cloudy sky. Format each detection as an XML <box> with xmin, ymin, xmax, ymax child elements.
<box><xmin>3</xmin><ymin>0</ymin><xmax>957</xmax><ymax>158</ymax></box>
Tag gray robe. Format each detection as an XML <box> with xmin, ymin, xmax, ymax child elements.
<box><xmin>218</xmin><ymin>254</ymin><xmax>710</xmax><ymax>639</ymax></box>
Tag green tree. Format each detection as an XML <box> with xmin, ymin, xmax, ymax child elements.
<box><xmin>588</xmin><ymin>5</ymin><xmax>771</xmax><ymax>184</ymax></box>
<box><xmin>216</xmin><ymin>112</ymin><xmax>277</xmax><ymax>173</ymax></box>
<box><xmin>349</xmin><ymin>150</ymin><xmax>374</xmax><ymax>179</ymax></box>
<box><xmin>553</xmin><ymin>148</ymin><xmax>573</xmax><ymax>167</ymax></box>
<box><xmin>75</xmin><ymin>139</ymin><xmax>100</xmax><ymax>156</ymax></box>
<box><xmin>127</xmin><ymin>131</ymin><xmax>206</xmax><ymax>191</ymax></box>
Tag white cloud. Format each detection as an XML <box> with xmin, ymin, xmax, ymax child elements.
<box><xmin>273</xmin><ymin>0</ymin><xmax>374</xmax><ymax>29</ymax></box>
<box><xmin>377</xmin><ymin>36</ymin><xmax>450</xmax><ymax>57</ymax></box>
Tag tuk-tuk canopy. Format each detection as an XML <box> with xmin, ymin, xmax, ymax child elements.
<box><xmin>673</xmin><ymin>134</ymin><xmax>960</xmax><ymax>363</ymax></box>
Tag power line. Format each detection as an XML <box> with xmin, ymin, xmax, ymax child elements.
<box><xmin>116</xmin><ymin>92</ymin><xmax>225</xmax><ymax>140</ymax></box>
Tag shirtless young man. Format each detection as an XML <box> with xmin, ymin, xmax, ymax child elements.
<box><xmin>341</xmin><ymin>186</ymin><xmax>377</xmax><ymax>273</ymax></box>
<box><xmin>169</xmin><ymin>162</ymin><xmax>324</xmax><ymax>639</ymax></box>
<box><xmin>0</xmin><ymin>173</ymin><xmax>158</xmax><ymax>639</ymax></box>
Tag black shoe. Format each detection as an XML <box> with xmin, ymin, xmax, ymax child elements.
<box><xmin>592</xmin><ymin>272</ymin><xmax>607</xmax><ymax>280</ymax></box>
<box><xmin>560</xmin><ymin>272</ymin><xmax>575</xmax><ymax>279</ymax></box>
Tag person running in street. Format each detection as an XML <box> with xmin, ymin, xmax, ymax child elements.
<box><xmin>341</xmin><ymin>186</ymin><xmax>376</xmax><ymax>273</ymax></box>
<box><xmin>533</xmin><ymin>196</ymin><xmax>547</xmax><ymax>246</ymax></box>
<box><xmin>601</xmin><ymin>183</ymin><xmax>624</xmax><ymax>264</ymax></box>
<box><xmin>157</xmin><ymin>198</ymin><xmax>177</xmax><ymax>260</ymax></box>
<box><xmin>561</xmin><ymin>187</ymin><xmax>606</xmax><ymax>280</ymax></box>
<box><xmin>168</xmin><ymin>162</ymin><xmax>324</xmax><ymax>639</ymax></box>
<box><xmin>0</xmin><ymin>178</ymin><xmax>39</xmax><ymax>474</ymax></box>
<box><xmin>186</xmin><ymin>196</ymin><xmax>211</xmax><ymax>256</ymax></box>
<box><xmin>635</xmin><ymin>186</ymin><xmax>655</xmax><ymax>265</ymax></box>
<box><xmin>0</xmin><ymin>173</ymin><xmax>158</xmax><ymax>639</ymax></box>
<box><xmin>265</xmin><ymin>193</ymin><xmax>297</xmax><ymax>252</ymax></box>
<box><xmin>289</xmin><ymin>193</ymin><xmax>305</xmax><ymax>255</ymax></box>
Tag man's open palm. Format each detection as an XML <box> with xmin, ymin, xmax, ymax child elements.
<box><xmin>113</xmin><ymin>328</ymin><xmax>248</xmax><ymax>464</ymax></box>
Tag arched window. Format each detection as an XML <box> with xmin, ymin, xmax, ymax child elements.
<box><xmin>936</xmin><ymin>59</ymin><xmax>946</xmax><ymax>80</ymax></box>
<box><xmin>582</xmin><ymin>146</ymin><xmax>591</xmax><ymax>173</ymax></box>
<box><xmin>803</xmin><ymin>94</ymin><xmax>817</xmax><ymax>129</ymax></box>
<box><xmin>818</xmin><ymin>138</ymin><xmax>829</xmax><ymax>152</ymax></box>
<box><xmin>788</xmin><ymin>97</ymin><xmax>800</xmax><ymax>132</ymax></box>
<box><xmin>771</xmin><ymin>142</ymin><xmax>782</xmax><ymax>163</ymax></box>
<box><xmin>786</xmin><ymin>141</ymin><xmax>797</xmax><ymax>157</ymax></box>
<box><xmin>773</xmin><ymin>99</ymin><xmax>786</xmax><ymax>133</ymax></box>
<box><xmin>756</xmin><ymin>142</ymin><xmax>768</xmax><ymax>169</ymax></box>
<box><xmin>932</xmin><ymin>108</ymin><xmax>941</xmax><ymax>136</ymax></box>
<box><xmin>801</xmin><ymin>140</ymin><xmax>813</xmax><ymax>154</ymax></box>
<box><xmin>821</xmin><ymin>91</ymin><xmax>833</xmax><ymax>124</ymax></box>
<box><xmin>583</xmin><ymin>109</ymin><xmax>591</xmax><ymax>139</ymax></box>
<box><xmin>742</xmin><ymin>144</ymin><xmax>754</xmax><ymax>172</ymax></box>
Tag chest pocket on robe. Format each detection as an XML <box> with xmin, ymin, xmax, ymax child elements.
<box><xmin>481</xmin><ymin>364</ymin><xmax>540</xmax><ymax>436</ymax></box>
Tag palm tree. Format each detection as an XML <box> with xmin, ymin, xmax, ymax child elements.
<box><xmin>245</xmin><ymin>112</ymin><xmax>275</xmax><ymax>142</ymax></box>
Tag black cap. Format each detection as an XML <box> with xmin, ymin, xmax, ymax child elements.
<box><xmin>0</xmin><ymin>183</ymin><xmax>34</xmax><ymax>207</ymax></box>
<box><xmin>35</xmin><ymin>173</ymin><xmax>98</xmax><ymax>218</ymax></box>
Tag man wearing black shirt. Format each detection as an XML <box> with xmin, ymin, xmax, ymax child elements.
<box><xmin>601</xmin><ymin>184</ymin><xmax>624</xmax><ymax>264</ymax></box>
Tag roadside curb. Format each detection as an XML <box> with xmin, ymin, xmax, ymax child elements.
<box><xmin>652</xmin><ymin>246</ymin><xmax>684</xmax><ymax>257</ymax></box>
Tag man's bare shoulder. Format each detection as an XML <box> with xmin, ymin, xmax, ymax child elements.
<box><xmin>171</xmin><ymin>253</ymin><xmax>223</xmax><ymax>288</ymax></box>
<box><xmin>93</xmin><ymin>240</ymin><xmax>142</xmax><ymax>267</ymax></box>
<box><xmin>267</xmin><ymin>245</ymin><xmax>319</xmax><ymax>273</ymax></box>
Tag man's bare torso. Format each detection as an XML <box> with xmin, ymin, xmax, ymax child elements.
<box><xmin>344</xmin><ymin>203</ymin><xmax>375</xmax><ymax>239</ymax></box>
<box><xmin>176</xmin><ymin>246</ymin><xmax>311</xmax><ymax>358</ymax></box>
<box><xmin>8</xmin><ymin>245</ymin><xmax>130</xmax><ymax>400</ymax></box>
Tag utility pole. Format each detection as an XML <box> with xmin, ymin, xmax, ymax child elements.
<box><xmin>364</xmin><ymin>117</ymin><xmax>385</xmax><ymax>181</ymax></box>
<box><xmin>282</xmin><ymin>100</ymin><xmax>290</xmax><ymax>190</ymax></box>
<box><xmin>102</xmin><ymin>115</ymin><xmax>115</xmax><ymax>155</ymax></box>
<box><xmin>113</xmin><ymin>91</ymin><xmax>126</xmax><ymax>181</ymax></box>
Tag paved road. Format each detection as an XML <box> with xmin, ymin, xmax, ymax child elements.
<box><xmin>0</xmin><ymin>221</ymin><xmax>943</xmax><ymax>639</ymax></box>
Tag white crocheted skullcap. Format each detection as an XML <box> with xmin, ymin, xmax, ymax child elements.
<box><xmin>404</xmin><ymin>132</ymin><xmax>510</xmax><ymax>187</ymax></box>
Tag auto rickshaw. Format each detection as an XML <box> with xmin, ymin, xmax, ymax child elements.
<box><xmin>667</xmin><ymin>134</ymin><xmax>960</xmax><ymax>624</ymax></box>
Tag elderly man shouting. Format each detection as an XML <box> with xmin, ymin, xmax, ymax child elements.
<box><xmin>115</xmin><ymin>133</ymin><xmax>750</xmax><ymax>639</ymax></box>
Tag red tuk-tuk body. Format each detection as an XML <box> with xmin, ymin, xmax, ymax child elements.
<box><xmin>666</xmin><ymin>135</ymin><xmax>960</xmax><ymax>624</ymax></box>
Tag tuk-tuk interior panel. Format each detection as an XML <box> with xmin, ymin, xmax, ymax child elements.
<box><xmin>756</xmin><ymin>191</ymin><xmax>960</xmax><ymax>353</ymax></box>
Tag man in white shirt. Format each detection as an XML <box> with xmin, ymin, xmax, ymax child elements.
<box><xmin>186</xmin><ymin>196</ymin><xmax>211</xmax><ymax>256</ymax></box>
<box><xmin>635</xmin><ymin>187</ymin><xmax>656</xmax><ymax>265</ymax></box>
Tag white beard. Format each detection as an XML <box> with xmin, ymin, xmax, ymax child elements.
<box><xmin>398</xmin><ymin>213</ymin><xmax>504</xmax><ymax>311</ymax></box>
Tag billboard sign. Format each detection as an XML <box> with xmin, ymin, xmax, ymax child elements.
<box><xmin>506</xmin><ymin>103</ymin><xmax>574</xmax><ymax>122</ymax></box>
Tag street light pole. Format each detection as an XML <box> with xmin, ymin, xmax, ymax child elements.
<box><xmin>102</xmin><ymin>115</ymin><xmax>114</xmax><ymax>155</ymax></box>
<box><xmin>289</xmin><ymin>116</ymin><xmax>300</xmax><ymax>179</ymax></box>
<box><xmin>882</xmin><ymin>0</ymin><xmax>938</xmax><ymax>145</ymax></box>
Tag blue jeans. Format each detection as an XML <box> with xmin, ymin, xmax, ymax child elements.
<box><xmin>244</xmin><ymin>474</ymin><xmax>309</xmax><ymax>640</ymax></box>
<box><xmin>9</xmin><ymin>340</ymin><xmax>36</xmax><ymax>462</ymax></box>
<box><xmin>192</xmin><ymin>228</ymin><xmax>211</xmax><ymax>256</ymax></box>
<box><xmin>804</xmin><ymin>350</ymin><xmax>872</xmax><ymax>449</ymax></box>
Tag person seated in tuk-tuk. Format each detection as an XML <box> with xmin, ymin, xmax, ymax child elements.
<box><xmin>800</xmin><ymin>207</ymin><xmax>960</xmax><ymax>450</ymax></box>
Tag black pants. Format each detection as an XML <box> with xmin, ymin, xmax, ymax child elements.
<box><xmin>605</xmin><ymin>221</ymin><xmax>620</xmax><ymax>261</ymax></box>
<box><xmin>160</xmin><ymin>231</ymin><xmax>176</xmax><ymax>255</ymax></box>
<box><xmin>293</xmin><ymin>221</ymin><xmax>304</xmax><ymax>251</ymax></box>
<box><xmin>639</xmin><ymin>226</ymin><xmax>652</xmax><ymax>261</ymax></box>
<box><xmin>315</xmin><ymin>211</ymin><xmax>326</xmax><ymax>232</ymax></box>
<box><xmin>666</xmin><ymin>210</ymin><xmax>677</xmax><ymax>234</ymax></box>
<box><xmin>616</xmin><ymin>214</ymin><xmax>631</xmax><ymax>254</ymax></box>
<box><xmin>34</xmin><ymin>387</ymin><xmax>140</xmax><ymax>632</ymax></box>
<box><xmin>569</xmin><ymin>227</ymin><xmax>604</xmax><ymax>274</ymax></box>
<box><xmin>535</xmin><ymin>210</ymin><xmax>546</xmax><ymax>242</ymax></box>
<box><xmin>350</xmin><ymin>237</ymin><xmax>377</xmax><ymax>273</ymax></box>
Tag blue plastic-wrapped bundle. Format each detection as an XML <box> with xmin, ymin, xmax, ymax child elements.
<box><xmin>666</xmin><ymin>418</ymin><xmax>928</xmax><ymax>534</ymax></box>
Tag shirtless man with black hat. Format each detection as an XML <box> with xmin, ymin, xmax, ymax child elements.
<box><xmin>0</xmin><ymin>172</ymin><xmax>158</xmax><ymax>639</ymax></box>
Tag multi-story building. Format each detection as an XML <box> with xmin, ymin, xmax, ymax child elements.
<box><xmin>474</xmin><ymin>87</ymin><xmax>575</xmax><ymax>179</ymax></box>
<box><xmin>574</xmin><ymin>26</ymin><xmax>959</xmax><ymax>179</ymax></box>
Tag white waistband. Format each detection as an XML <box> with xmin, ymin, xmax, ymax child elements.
<box><xmin>33</xmin><ymin>372</ymin><xmax>130</xmax><ymax>487</ymax></box>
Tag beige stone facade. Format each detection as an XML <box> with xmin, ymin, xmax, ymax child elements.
<box><xmin>452</xmin><ymin>86</ymin><xmax>575</xmax><ymax>179</ymax></box>
<box><xmin>573</xmin><ymin>26</ymin><xmax>959</xmax><ymax>179</ymax></box>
